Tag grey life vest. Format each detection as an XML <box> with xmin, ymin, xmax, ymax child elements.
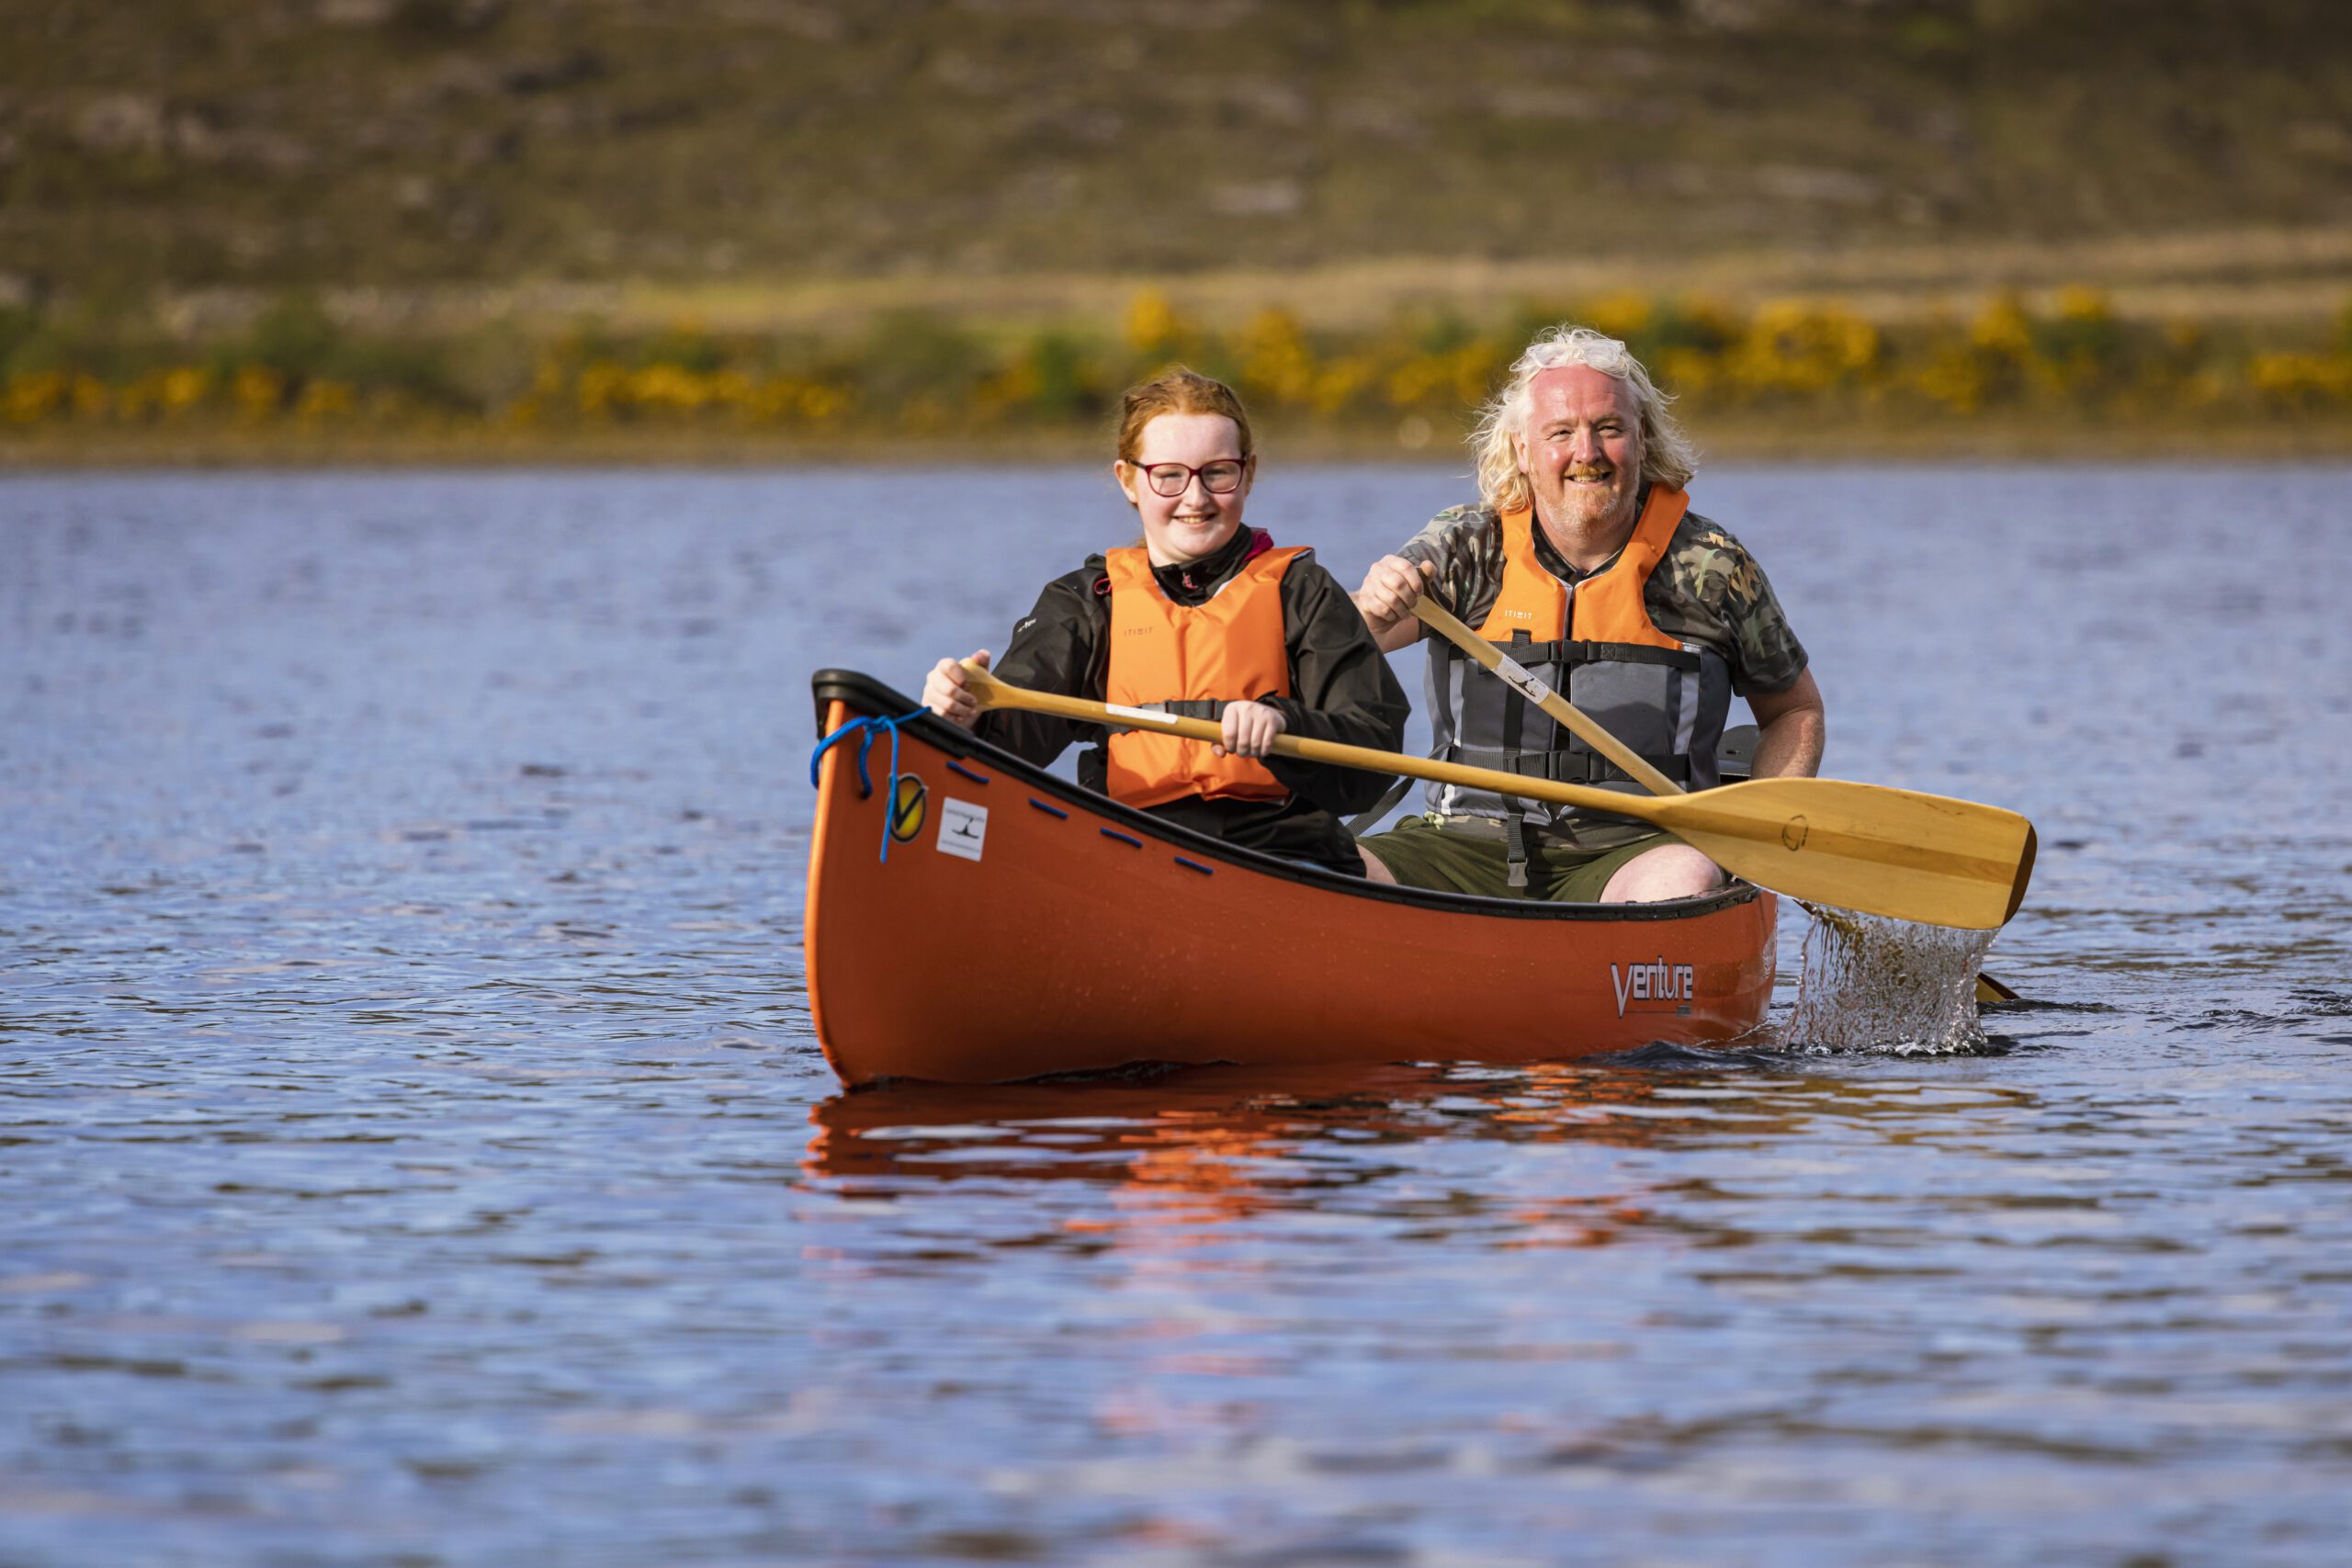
<box><xmin>1424</xmin><ymin>631</ymin><xmax>1733</xmax><ymax>822</ymax></box>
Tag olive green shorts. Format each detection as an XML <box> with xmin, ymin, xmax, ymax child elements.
<box><xmin>1358</xmin><ymin>815</ymin><xmax>1680</xmax><ymax>902</ymax></box>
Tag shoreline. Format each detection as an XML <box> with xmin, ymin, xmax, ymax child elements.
<box><xmin>7</xmin><ymin>415</ymin><xmax>2351</xmax><ymax>471</ymax></box>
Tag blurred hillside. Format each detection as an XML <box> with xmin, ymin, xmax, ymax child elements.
<box><xmin>6</xmin><ymin>0</ymin><xmax>2352</xmax><ymax>457</ymax></box>
<box><xmin>9</xmin><ymin>0</ymin><xmax>2352</xmax><ymax>297</ymax></box>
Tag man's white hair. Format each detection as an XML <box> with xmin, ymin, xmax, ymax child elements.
<box><xmin>1471</xmin><ymin>325</ymin><xmax>1698</xmax><ymax>513</ymax></box>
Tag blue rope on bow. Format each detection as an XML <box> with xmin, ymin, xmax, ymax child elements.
<box><xmin>809</xmin><ymin>705</ymin><xmax>929</xmax><ymax>863</ymax></box>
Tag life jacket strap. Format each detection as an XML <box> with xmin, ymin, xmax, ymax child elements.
<box><xmin>1499</xmin><ymin>660</ymin><xmax>1531</xmax><ymax>890</ymax></box>
<box><xmin>1345</xmin><ymin>772</ymin><xmax>1416</xmax><ymax>837</ymax></box>
<box><xmin>1468</xmin><ymin>638</ymin><xmax>1705</xmax><ymax>672</ymax></box>
<box><xmin>1565</xmin><ymin>640</ymin><xmax>1706</xmax><ymax>671</ymax></box>
<box><xmin>1445</xmin><ymin>746</ymin><xmax>1694</xmax><ymax>787</ymax></box>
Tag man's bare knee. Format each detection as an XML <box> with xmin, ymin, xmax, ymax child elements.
<box><xmin>1360</xmin><ymin>844</ymin><xmax>1398</xmax><ymax>884</ymax></box>
<box><xmin>1600</xmin><ymin>844</ymin><xmax>1723</xmax><ymax>903</ymax></box>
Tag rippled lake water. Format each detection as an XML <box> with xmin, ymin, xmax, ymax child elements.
<box><xmin>4</xmin><ymin>465</ymin><xmax>2349</xmax><ymax>1565</ymax></box>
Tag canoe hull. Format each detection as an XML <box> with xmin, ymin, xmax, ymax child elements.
<box><xmin>805</xmin><ymin>672</ymin><xmax>1777</xmax><ymax>1087</ymax></box>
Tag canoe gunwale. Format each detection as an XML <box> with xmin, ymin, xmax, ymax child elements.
<box><xmin>811</xmin><ymin>668</ymin><xmax>1766</xmax><ymax>927</ymax></box>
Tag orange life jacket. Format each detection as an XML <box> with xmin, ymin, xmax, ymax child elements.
<box><xmin>1102</xmin><ymin>543</ymin><xmax>1305</xmax><ymax>809</ymax></box>
<box><xmin>1476</xmin><ymin>486</ymin><xmax>1689</xmax><ymax>647</ymax></box>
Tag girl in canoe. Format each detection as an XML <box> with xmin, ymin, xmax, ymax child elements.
<box><xmin>922</xmin><ymin>368</ymin><xmax>1408</xmax><ymax>875</ymax></box>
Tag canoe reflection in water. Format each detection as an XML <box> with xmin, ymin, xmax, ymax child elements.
<box><xmin>802</xmin><ymin>1055</ymin><xmax>1819</xmax><ymax>1244</ymax></box>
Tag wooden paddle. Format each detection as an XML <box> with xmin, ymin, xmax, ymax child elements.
<box><xmin>955</xmin><ymin>660</ymin><xmax>2038</xmax><ymax>931</ymax></box>
<box><xmin>1408</xmin><ymin>596</ymin><xmax>2030</xmax><ymax>995</ymax></box>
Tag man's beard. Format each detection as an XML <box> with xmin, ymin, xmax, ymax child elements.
<box><xmin>1549</xmin><ymin>469</ymin><xmax>1639</xmax><ymax>531</ymax></box>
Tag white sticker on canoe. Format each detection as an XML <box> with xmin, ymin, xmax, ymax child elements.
<box><xmin>936</xmin><ymin>798</ymin><xmax>989</xmax><ymax>862</ymax></box>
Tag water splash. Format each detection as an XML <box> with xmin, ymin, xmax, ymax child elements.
<box><xmin>1782</xmin><ymin>905</ymin><xmax>1997</xmax><ymax>1055</ymax></box>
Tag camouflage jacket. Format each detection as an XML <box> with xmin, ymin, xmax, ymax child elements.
<box><xmin>1395</xmin><ymin>495</ymin><xmax>1810</xmax><ymax>696</ymax></box>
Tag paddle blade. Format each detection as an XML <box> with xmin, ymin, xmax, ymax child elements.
<box><xmin>1975</xmin><ymin>971</ymin><xmax>2021</xmax><ymax>1005</ymax></box>
<box><xmin>1667</xmin><ymin>777</ymin><xmax>2038</xmax><ymax>931</ymax></box>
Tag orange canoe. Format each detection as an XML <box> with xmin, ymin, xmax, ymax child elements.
<box><xmin>804</xmin><ymin>670</ymin><xmax>1779</xmax><ymax>1087</ymax></box>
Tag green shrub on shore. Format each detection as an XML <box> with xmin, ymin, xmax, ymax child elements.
<box><xmin>7</xmin><ymin>287</ymin><xmax>2352</xmax><ymax>450</ymax></box>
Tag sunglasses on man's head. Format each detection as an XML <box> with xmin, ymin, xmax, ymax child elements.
<box><xmin>1519</xmin><ymin>340</ymin><xmax>1632</xmax><ymax>376</ymax></box>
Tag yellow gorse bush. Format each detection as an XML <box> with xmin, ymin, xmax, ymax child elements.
<box><xmin>297</xmin><ymin>380</ymin><xmax>357</xmax><ymax>419</ymax></box>
<box><xmin>2247</xmin><ymin>351</ymin><xmax>2352</xmax><ymax>405</ymax></box>
<box><xmin>565</xmin><ymin>357</ymin><xmax>856</xmax><ymax>423</ymax></box>
<box><xmin>232</xmin><ymin>366</ymin><xmax>288</xmax><ymax>421</ymax></box>
<box><xmin>1124</xmin><ymin>289</ymin><xmax>1193</xmax><ymax>359</ymax></box>
<box><xmin>1235</xmin><ymin>309</ymin><xmax>1317</xmax><ymax>407</ymax></box>
<box><xmin>4</xmin><ymin>371</ymin><xmax>66</xmax><ymax>423</ymax></box>
<box><xmin>8</xmin><ymin>287</ymin><xmax>2352</xmax><ymax>441</ymax></box>
<box><xmin>1724</xmin><ymin>300</ymin><xmax>1883</xmax><ymax>399</ymax></box>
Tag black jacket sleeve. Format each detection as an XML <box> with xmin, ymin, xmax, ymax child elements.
<box><xmin>969</xmin><ymin>567</ymin><xmax>1108</xmax><ymax>766</ymax></box>
<box><xmin>1256</xmin><ymin>558</ymin><xmax>1410</xmax><ymax>816</ymax></box>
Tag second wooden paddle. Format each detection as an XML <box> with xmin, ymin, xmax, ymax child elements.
<box><xmin>1408</xmin><ymin>594</ymin><xmax>2029</xmax><ymax>997</ymax></box>
<box><xmin>956</xmin><ymin>660</ymin><xmax>2037</xmax><ymax>931</ymax></box>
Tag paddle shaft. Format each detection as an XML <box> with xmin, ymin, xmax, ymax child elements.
<box><xmin>961</xmin><ymin>660</ymin><xmax>1676</xmax><ymax>824</ymax></box>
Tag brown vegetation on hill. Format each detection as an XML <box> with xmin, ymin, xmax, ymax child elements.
<box><xmin>5</xmin><ymin>0</ymin><xmax>2351</xmax><ymax>459</ymax></box>
<box><xmin>10</xmin><ymin>0</ymin><xmax>2352</xmax><ymax>294</ymax></box>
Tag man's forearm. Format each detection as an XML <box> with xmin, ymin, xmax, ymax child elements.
<box><xmin>1744</xmin><ymin>668</ymin><xmax>1825</xmax><ymax>779</ymax></box>
<box><xmin>1750</xmin><ymin>707</ymin><xmax>1826</xmax><ymax>779</ymax></box>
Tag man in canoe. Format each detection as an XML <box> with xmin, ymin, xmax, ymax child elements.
<box><xmin>922</xmin><ymin>368</ymin><xmax>1408</xmax><ymax>875</ymax></box>
<box><xmin>1351</xmin><ymin>325</ymin><xmax>1826</xmax><ymax>898</ymax></box>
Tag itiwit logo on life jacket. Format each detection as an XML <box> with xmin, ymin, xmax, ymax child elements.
<box><xmin>1611</xmin><ymin>954</ymin><xmax>1697</xmax><ymax>1017</ymax></box>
